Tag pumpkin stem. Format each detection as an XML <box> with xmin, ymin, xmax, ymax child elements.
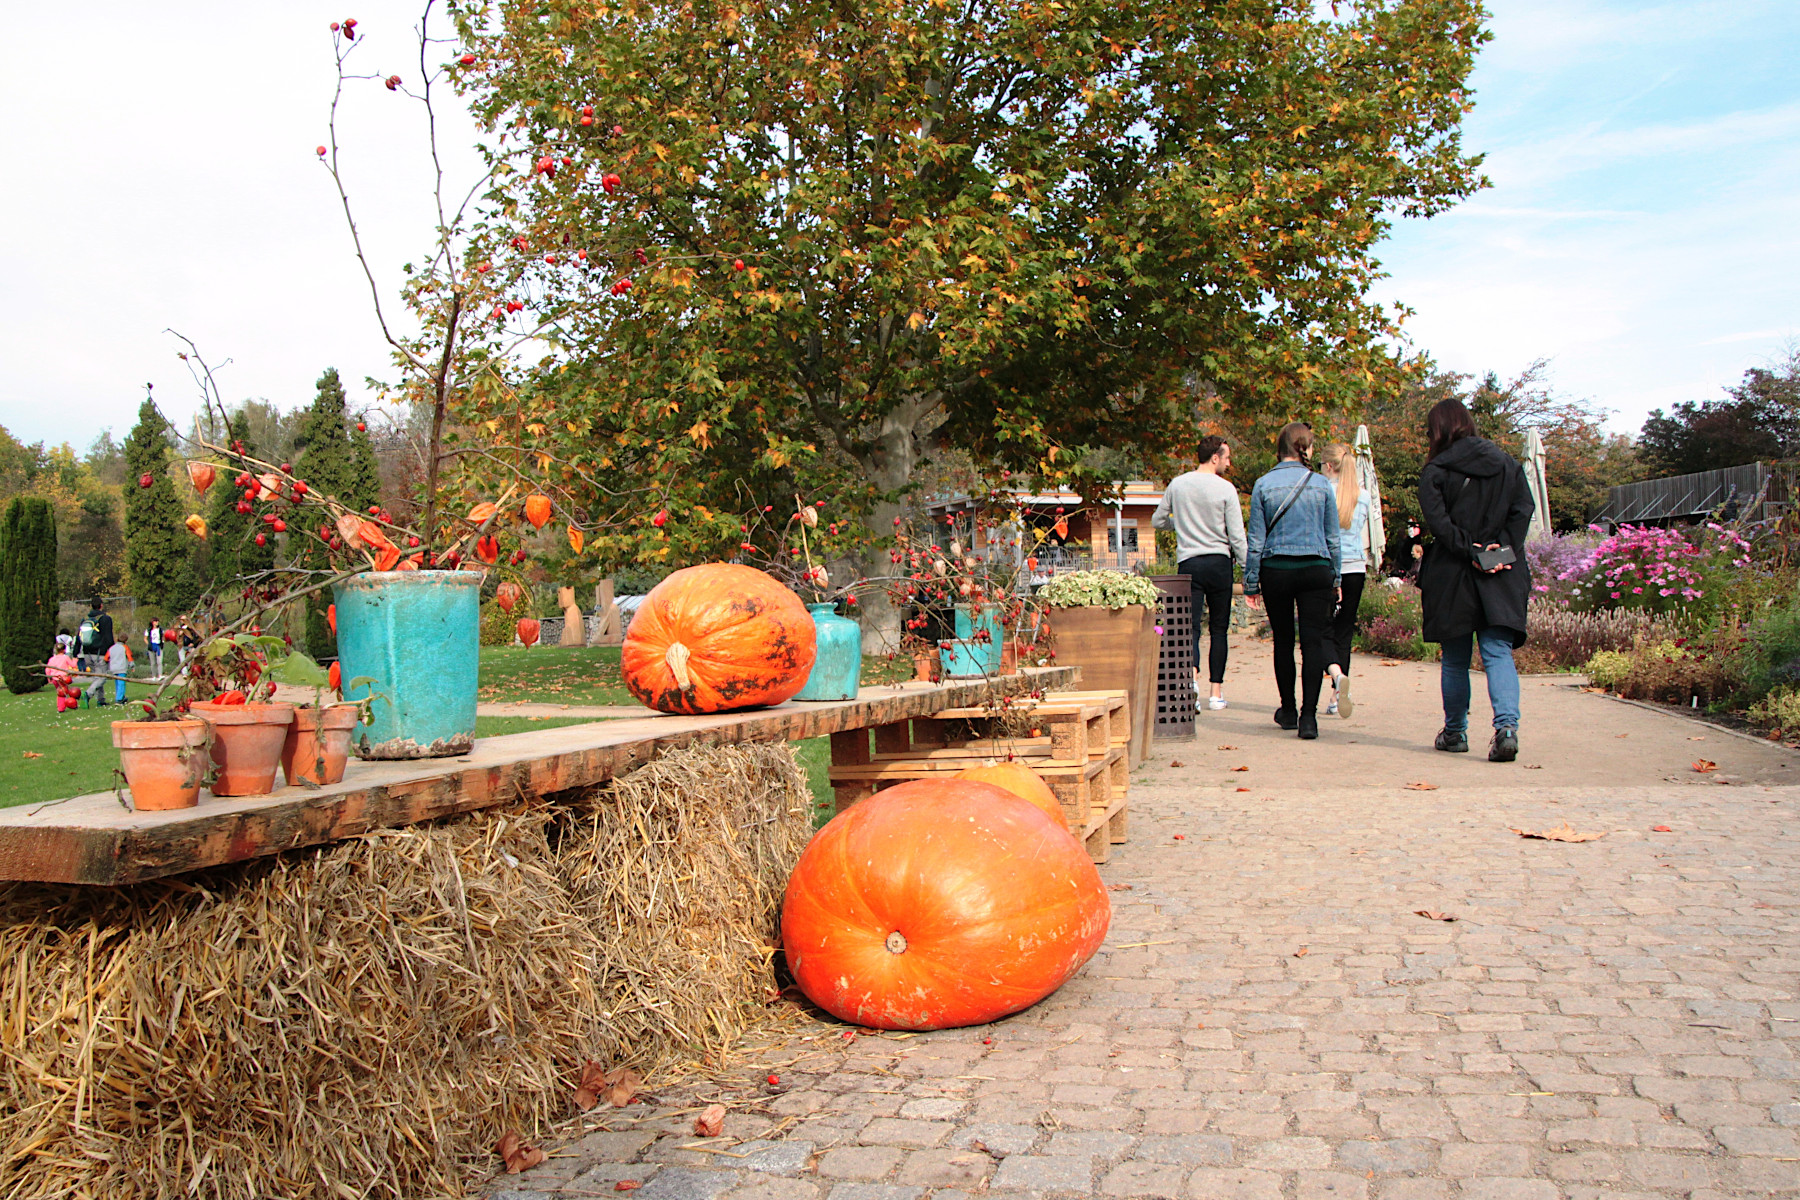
<box><xmin>664</xmin><ymin>640</ymin><xmax>694</xmax><ymax>690</ymax></box>
<box><xmin>884</xmin><ymin>931</ymin><xmax>907</xmax><ymax>955</ymax></box>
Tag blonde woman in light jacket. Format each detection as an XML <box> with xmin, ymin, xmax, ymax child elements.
<box><xmin>1318</xmin><ymin>444</ymin><xmax>1370</xmax><ymax>718</ymax></box>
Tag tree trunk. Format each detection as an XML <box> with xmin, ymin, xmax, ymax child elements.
<box><xmin>846</xmin><ymin>394</ymin><xmax>938</xmax><ymax>655</ymax></box>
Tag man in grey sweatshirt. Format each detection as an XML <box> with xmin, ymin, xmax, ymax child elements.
<box><xmin>1152</xmin><ymin>436</ymin><xmax>1247</xmax><ymax>709</ymax></box>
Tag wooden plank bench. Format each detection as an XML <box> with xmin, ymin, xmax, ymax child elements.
<box><xmin>0</xmin><ymin>667</ymin><xmax>1080</xmax><ymax>886</ymax></box>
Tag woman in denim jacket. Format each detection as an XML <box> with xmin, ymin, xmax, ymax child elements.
<box><xmin>1244</xmin><ymin>422</ymin><xmax>1342</xmax><ymax>739</ymax></box>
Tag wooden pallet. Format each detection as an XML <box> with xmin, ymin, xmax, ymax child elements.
<box><xmin>1081</xmin><ymin>795</ymin><xmax>1131</xmax><ymax>864</ymax></box>
<box><xmin>899</xmin><ymin>689</ymin><xmax>1129</xmax><ymax>764</ymax></box>
<box><xmin>828</xmin><ymin>745</ymin><xmax>1128</xmax><ymax>862</ymax></box>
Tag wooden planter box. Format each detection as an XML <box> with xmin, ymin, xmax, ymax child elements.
<box><xmin>1046</xmin><ymin>604</ymin><xmax>1157</xmax><ymax>767</ymax></box>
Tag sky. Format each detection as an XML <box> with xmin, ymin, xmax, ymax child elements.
<box><xmin>0</xmin><ymin>1</ymin><xmax>1796</xmax><ymax>452</ymax></box>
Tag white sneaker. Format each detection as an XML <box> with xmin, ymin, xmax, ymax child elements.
<box><xmin>1326</xmin><ymin>698</ymin><xmax>1339</xmax><ymax>716</ymax></box>
<box><xmin>1336</xmin><ymin>676</ymin><xmax>1354</xmax><ymax>719</ymax></box>
<box><xmin>1208</xmin><ymin>696</ymin><xmax>1228</xmax><ymax>710</ymax></box>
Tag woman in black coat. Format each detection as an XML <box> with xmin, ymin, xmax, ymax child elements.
<box><xmin>1417</xmin><ymin>398</ymin><xmax>1534</xmax><ymax>762</ymax></box>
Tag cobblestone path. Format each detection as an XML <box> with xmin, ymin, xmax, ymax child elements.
<box><xmin>487</xmin><ymin>652</ymin><xmax>1800</xmax><ymax>1200</ymax></box>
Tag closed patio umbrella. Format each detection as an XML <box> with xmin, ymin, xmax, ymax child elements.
<box><xmin>1353</xmin><ymin>425</ymin><xmax>1384</xmax><ymax>573</ymax></box>
<box><xmin>1522</xmin><ymin>428</ymin><xmax>1552</xmax><ymax>540</ymax></box>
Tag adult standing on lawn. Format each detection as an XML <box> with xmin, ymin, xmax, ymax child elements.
<box><xmin>1417</xmin><ymin>398</ymin><xmax>1533</xmax><ymax>763</ymax></box>
<box><xmin>146</xmin><ymin>618</ymin><xmax>164</xmax><ymax>679</ymax></box>
<box><xmin>1318</xmin><ymin>443</ymin><xmax>1372</xmax><ymax>719</ymax></box>
<box><xmin>1244</xmin><ymin>422</ymin><xmax>1341</xmax><ymax>741</ymax></box>
<box><xmin>1152</xmin><ymin>434</ymin><xmax>1245</xmax><ymax>711</ymax></box>
<box><xmin>78</xmin><ymin>599</ymin><xmax>112</xmax><ymax>684</ymax></box>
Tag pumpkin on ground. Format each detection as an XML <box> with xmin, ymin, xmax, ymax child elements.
<box><xmin>622</xmin><ymin>563</ymin><xmax>816</xmax><ymax>714</ymax></box>
<box><xmin>955</xmin><ymin>761</ymin><xmax>1069</xmax><ymax>831</ymax></box>
<box><xmin>781</xmin><ymin>778</ymin><xmax>1110</xmax><ymax>1030</ymax></box>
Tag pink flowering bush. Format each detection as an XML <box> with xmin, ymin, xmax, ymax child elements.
<box><xmin>1563</xmin><ymin>523</ymin><xmax>1749</xmax><ymax>615</ymax></box>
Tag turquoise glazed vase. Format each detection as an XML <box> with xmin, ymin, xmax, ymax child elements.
<box><xmin>333</xmin><ymin>570</ymin><xmax>481</xmax><ymax>758</ymax></box>
<box><xmin>793</xmin><ymin>602</ymin><xmax>862</xmax><ymax>701</ymax></box>
<box><xmin>939</xmin><ymin>605</ymin><xmax>1003</xmax><ymax>678</ymax></box>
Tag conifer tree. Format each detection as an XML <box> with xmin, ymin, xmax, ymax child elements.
<box><xmin>347</xmin><ymin>419</ymin><xmax>382</xmax><ymax>514</ymax></box>
<box><xmin>0</xmin><ymin>497</ymin><xmax>58</xmax><ymax>693</ymax></box>
<box><xmin>123</xmin><ymin>397</ymin><xmax>199</xmax><ymax>611</ymax></box>
<box><xmin>207</xmin><ymin>410</ymin><xmax>276</xmax><ymax>589</ymax></box>
<box><xmin>296</xmin><ymin>370</ymin><xmax>355</xmax><ymax>658</ymax></box>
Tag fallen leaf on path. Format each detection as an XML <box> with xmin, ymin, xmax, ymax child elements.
<box><xmin>1108</xmin><ymin>883</ymin><xmax>1134</xmax><ymax>891</ymax></box>
<box><xmin>1169</xmin><ymin>759</ymin><xmax>1184</xmax><ymax>768</ymax></box>
<box><xmin>1523</xmin><ymin>764</ymin><xmax>1542</xmax><ymax>769</ymax></box>
<box><xmin>1217</xmin><ymin>745</ymin><xmax>1239</xmax><ymax>750</ymax></box>
<box><xmin>1403</xmin><ymin>781</ymin><xmax>1439</xmax><ymax>791</ymax></box>
<box><xmin>615</xmin><ymin>1183</ymin><xmax>641</xmax><ymax>1192</ymax></box>
<box><xmin>1381</xmin><ymin>661</ymin><xmax>1401</xmax><ymax>667</ymax></box>
<box><xmin>1693</xmin><ymin>760</ymin><xmax>1718</xmax><ymax>773</ymax></box>
<box><xmin>1236</xmin><ymin>787</ymin><xmax>1251</xmax><ymax>792</ymax></box>
<box><xmin>1231</xmin><ymin>765</ymin><xmax>1249</xmax><ymax>772</ymax></box>
<box><xmin>694</xmin><ymin>1103</ymin><xmax>727</xmax><ymax>1137</ymax></box>
<box><xmin>1510</xmin><ymin>822</ymin><xmax>1606</xmax><ymax>842</ymax></box>
<box><xmin>1293</xmin><ymin>946</ymin><xmax>1309</xmax><ymax>957</ymax></box>
<box><xmin>1688</xmin><ymin>736</ymin><xmax>1706</xmax><ymax>740</ymax></box>
<box><xmin>496</xmin><ymin>1131</ymin><xmax>545</xmax><ymax>1174</ymax></box>
<box><xmin>1616</xmin><ymin>734</ymin><xmax>1629</xmax><ymax>738</ymax></box>
<box><xmin>1651</xmin><ymin>825</ymin><xmax>1673</xmax><ymax>833</ymax></box>
<box><xmin>573</xmin><ymin>1060</ymin><xmax>609</xmax><ymax>1110</ymax></box>
<box><xmin>1414</xmin><ymin>910</ymin><xmax>1456</xmax><ymax>922</ymax></box>
<box><xmin>1172</xmin><ymin>834</ymin><xmax>1186</xmax><ymax>840</ymax></box>
<box><xmin>602</xmin><ymin>1066</ymin><xmax>643</xmax><ymax>1107</ymax></box>
<box><xmin>22</xmin><ymin>751</ymin><xmax>42</xmax><ymax>758</ymax></box>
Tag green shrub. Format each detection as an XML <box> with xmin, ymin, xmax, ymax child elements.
<box><xmin>481</xmin><ymin>602</ymin><xmax>516</xmax><ymax>646</ymax></box>
<box><xmin>1748</xmin><ymin>686</ymin><xmax>1800</xmax><ymax>731</ymax></box>
<box><xmin>1583</xmin><ymin>650</ymin><xmax>1631</xmax><ymax>689</ymax></box>
<box><xmin>1354</xmin><ymin>582</ymin><xmax>1432</xmax><ymax>660</ymax></box>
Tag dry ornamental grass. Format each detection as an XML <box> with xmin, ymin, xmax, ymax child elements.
<box><xmin>0</xmin><ymin>742</ymin><xmax>811</xmax><ymax>1200</ymax></box>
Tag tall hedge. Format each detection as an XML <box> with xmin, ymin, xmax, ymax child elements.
<box><xmin>0</xmin><ymin>497</ymin><xmax>59</xmax><ymax>694</ymax></box>
<box><xmin>297</xmin><ymin>369</ymin><xmax>355</xmax><ymax>659</ymax></box>
<box><xmin>207</xmin><ymin>410</ymin><xmax>276</xmax><ymax>589</ymax></box>
<box><xmin>123</xmin><ymin>398</ymin><xmax>200</xmax><ymax>612</ymax></box>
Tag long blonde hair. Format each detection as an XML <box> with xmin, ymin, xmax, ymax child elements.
<box><xmin>1320</xmin><ymin>443</ymin><xmax>1359</xmax><ymax>530</ymax></box>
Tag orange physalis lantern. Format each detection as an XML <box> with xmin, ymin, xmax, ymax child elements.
<box><xmin>523</xmin><ymin>494</ymin><xmax>552</xmax><ymax>529</ymax></box>
<box><xmin>567</xmin><ymin>525</ymin><xmax>585</xmax><ymax>555</ymax></box>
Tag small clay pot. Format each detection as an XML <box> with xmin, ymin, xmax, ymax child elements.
<box><xmin>192</xmin><ymin>701</ymin><xmax>296</xmax><ymax>796</ymax></box>
<box><xmin>280</xmin><ymin>704</ymin><xmax>361</xmax><ymax>787</ymax></box>
<box><xmin>111</xmin><ymin>719</ymin><xmax>210</xmax><ymax>811</ymax></box>
<box><xmin>912</xmin><ymin>650</ymin><xmax>942</xmax><ymax>684</ymax></box>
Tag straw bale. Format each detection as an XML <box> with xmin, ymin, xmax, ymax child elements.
<box><xmin>0</xmin><ymin>741</ymin><xmax>811</xmax><ymax>1200</ymax></box>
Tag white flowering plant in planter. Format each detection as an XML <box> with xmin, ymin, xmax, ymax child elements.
<box><xmin>1036</xmin><ymin>570</ymin><xmax>1161</xmax><ymax>611</ymax></box>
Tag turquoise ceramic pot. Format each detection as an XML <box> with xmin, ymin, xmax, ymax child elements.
<box><xmin>939</xmin><ymin>605</ymin><xmax>1003</xmax><ymax>678</ymax></box>
<box><xmin>793</xmin><ymin>603</ymin><xmax>862</xmax><ymax>701</ymax></box>
<box><xmin>333</xmin><ymin>571</ymin><xmax>482</xmax><ymax>758</ymax></box>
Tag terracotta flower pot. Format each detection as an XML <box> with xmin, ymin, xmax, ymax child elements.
<box><xmin>912</xmin><ymin>649</ymin><xmax>942</xmax><ymax>684</ymax></box>
<box><xmin>192</xmin><ymin>701</ymin><xmax>296</xmax><ymax>796</ymax></box>
<box><xmin>280</xmin><ymin>704</ymin><xmax>361</xmax><ymax>787</ymax></box>
<box><xmin>111</xmin><ymin>719</ymin><xmax>210</xmax><ymax>811</ymax></box>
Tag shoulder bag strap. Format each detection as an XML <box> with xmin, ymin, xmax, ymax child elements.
<box><xmin>1265</xmin><ymin>471</ymin><xmax>1313</xmax><ymax>535</ymax></box>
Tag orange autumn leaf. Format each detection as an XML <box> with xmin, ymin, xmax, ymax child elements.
<box><xmin>1510</xmin><ymin>822</ymin><xmax>1605</xmax><ymax>843</ymax></box>
<box><xmin>358</xmin><ymin>519</ymin><xmax>395</xmax><ymax>550</ymax></box>
<box><xmin>524</xmin><ymin>493</ymin><xmax>553</xmax><ymax>529</ymax></box>
<box><xmin>476</xmin><ymin>535</ymin><xmax>501</xmax><ymax>564</ymax></box>
<box><xmin>1692</xmin><ymin>759</ymin><xmax>1717</xmax><ymax>773</ymax></box>
<box><xmin>496</xmin><ymin>1131</ymin><xmax>545</xmax><ymax>1174</ymax></box>
<box><xmin>567</xmin><ymin>524</ymin><xmax>585</xmax><ymax>555</ymax></box>
<box><xmin>572</xmin><ymin>1060</ymin><xmax>609</xmax><ymax>1111</ymax></box>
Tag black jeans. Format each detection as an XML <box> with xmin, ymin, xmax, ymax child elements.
<box><xmin>1178</xmin><ymin>554</ymin><xmax>1234</xmax><ymax>684</ymax></box>
<box><xmin>1259</xmin><ymin>563</ymin><xmax>1335</xmax><ymax>716</ymax></box>
<box><xmin>1321</xmin><ymin>571</ymin><xmax>1366</xmax><ymax>675</ymax></box>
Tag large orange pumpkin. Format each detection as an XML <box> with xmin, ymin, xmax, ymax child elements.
<box><xmin>781</xmin><ymin>779</ymin><xmax>1110</xmax><ymax>1030</ymax></box>
<box><xmin>956</xmin><ymin>762</ymin><xmax>1069</xmax><ymax>831</ymax></box>
<box><xmin>622</xmin><ymin>563</ymin><xmax>816</xmax><ymax>714</ymax></box>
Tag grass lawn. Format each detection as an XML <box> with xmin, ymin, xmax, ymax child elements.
<box><xmin>477</xmin><ymin>644</ymin><xmax>637</xmax><ymax>707</ymax></box>
<box><xmin>1</xmin><ymin>644</ymin><xmax>878</xmax><ymax>814</ymax></box>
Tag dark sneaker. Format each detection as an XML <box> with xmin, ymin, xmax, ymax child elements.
<box><xmin>1434</xmin><ymin>728</ymin><xmax>1469</xmax><ymax>753</ymax></box>
<box><xmin>1490</xmin><ymin>728</ymin><xmax>1519</xmax><ymax>763</ymax></box>
<box><xmin>1297</xmin><ymin>711</ymin><xmax>1318</xmax><ymax>740</ymax></box>
<box><xmin>1274</xmin><ymin>706</ymin><xmax>1298</xmax><ymax>730</ymax></box>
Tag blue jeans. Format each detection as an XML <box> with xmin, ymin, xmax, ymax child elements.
<box><xmin>113</xmin><ymin>673</ymin><xmax>127</xmax><ymax>704</ymax></box>
<box><xmin>1440</xmin><ymin>628</ymin><xmax>1520</xmax><ymax>733</ymax></box>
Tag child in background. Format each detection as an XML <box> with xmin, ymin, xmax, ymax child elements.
<box><xmin>105</xmin><ymin>636</ymin><xmax>131</xmax><ymax>705</ymax></box>
<box><xmin>46</xmin><ymin>645</ymin><xmax>78</xmax><ymax>713</ymax></box>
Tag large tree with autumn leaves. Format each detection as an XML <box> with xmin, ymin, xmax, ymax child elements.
<box><xmin>449</xmin><ymin>0</ymin><xmax>1488</xmax><ymax>579</ymax></box>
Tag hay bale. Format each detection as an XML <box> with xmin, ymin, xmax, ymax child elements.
<box><xmin>0</xmin><ymin>742</ymin><xmax>811</xmax><ymax>1200</ymax></box>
